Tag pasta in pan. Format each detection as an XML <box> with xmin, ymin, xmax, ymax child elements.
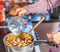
<box><xmin>5</xmin><ymin>33</ymin><xmax>33</xmax><ymax>48</ymax></box>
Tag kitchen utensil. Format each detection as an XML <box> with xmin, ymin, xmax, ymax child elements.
<box><xmin>24</xmin><ymin>15</ymin><xmax>45</xmax><ymax>37</ymax></box>
<box><xmin>28</xmin><ymin>16</ymin><xmax>45</xmax><ymax>33</ymax></box>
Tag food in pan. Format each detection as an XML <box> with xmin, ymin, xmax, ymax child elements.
<box><xmin>5</xmin><ymin>33</ymin><xmax>33</xmax><ymax>48</ymax></box>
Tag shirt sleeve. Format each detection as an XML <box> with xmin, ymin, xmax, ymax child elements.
<box><xmin>24</xmin><ymin>0</ymin><xmax>60</xmax><ymax>15</ymax></box>
<box><xmin>24</xmin><ymin>0</ymin><xmax>48</xmax><ymax>15</ymax></box>
<box><xmin>48</xmin><ymin>0</ymin><xmax>60</xmax><ymax>9</ymax></box>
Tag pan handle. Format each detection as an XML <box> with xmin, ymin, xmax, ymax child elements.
<box><xmin>34</xmin><ymin>40</ymin><xmax>53</xmax><ymax>46</ymax></box>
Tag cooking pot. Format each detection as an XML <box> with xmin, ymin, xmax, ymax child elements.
<box><xmin>3</xmin><ymin>33</ymin><xmax>53</xmax><ymax>52</ymax></box>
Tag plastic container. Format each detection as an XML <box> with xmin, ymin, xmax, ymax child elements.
<box><xmin>7</xmin><ymin>16</ymin><xmax>24</xmax><ymax>34</ymax></box>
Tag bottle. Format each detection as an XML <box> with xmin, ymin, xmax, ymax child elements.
<box><xmin>7</xmin><ymin>17</ymin><xmax>24</xmax><ymax>34</ymax></box>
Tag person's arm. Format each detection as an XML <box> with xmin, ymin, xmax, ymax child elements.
<box><xmin>50</xmin><ymin>0</ymin><xmax>60</xmax><ymax>9</ymax></box>
<box><xmin>9</xmin><ymin>0</ymin><xmax>60</xmax><ymax>17</ymax></box>
<box><xmin>24</xmin><ymin>0</ymin><xmax>60</xmax><ymax>15</ymax></box>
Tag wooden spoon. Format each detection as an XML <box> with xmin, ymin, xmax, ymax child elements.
<box><xmin>28</xmin><ymin>17</ymin><xmax>45</xmax><ymax>33</ymax></box>
<box><xmin>20</xmin><ymin>16</ymin><xmax>45</xmax><ymax>38</ymax></box>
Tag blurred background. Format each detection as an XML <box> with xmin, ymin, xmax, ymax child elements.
<box><xmin>0</xmin><ymin>0</ymin><xmax>60</xmax><ymax>52</ymax></box>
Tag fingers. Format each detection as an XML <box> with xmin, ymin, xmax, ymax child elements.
<box><xmin>47</xmin><ymin>32</ymin><xmax>60</xmax><ymax>45</ymax></box>
<box><xmin>47</xmin><ymin>32</ymin><xmax>53</xmax><ymax>42</ymax></box>
<box><xmin>9</xmin><ymin>5</ymin><xmax>21</xmax><ymax>16</ymax></box>
<box><xmin>53</xmin><ymin>32</ymin><xmax>60</xmax><ymax>44</ymax></box>
<box><xmin>16</xmin><ymin>8</ymin><xmax>27</xmax><ymax>17</ymax></box>
<box><xmin>47</xmin><ymin>32</ymin><xmax>59</xmax><ymax>48</ymax></box>
<box><xmin>9</xmin><ymin>5</ymin><xmax>27</xmax><ymax>17</ymax></box>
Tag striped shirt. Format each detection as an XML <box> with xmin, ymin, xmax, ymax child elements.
<box><xmin>24</xmin><ymin>0</ymin><xmax>60</xmax><ymax>14</ymax></box>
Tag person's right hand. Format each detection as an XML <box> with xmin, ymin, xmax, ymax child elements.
<box><xmin>47</xmin><ymin>32</ymin><xmax>60</xmax><ymax>44</ymax></box>
<box><xmin>9</xmin><ymin>5</ymin><xmax>27</xmax><ymax>17</ymax></box>
<box><xmin>16</xmin><ymin>7</ymin><xmax>27</xmax><ymax>17</ymax></box>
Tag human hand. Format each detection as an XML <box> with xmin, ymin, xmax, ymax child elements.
<box><xmin>9</xmin><ymin>5</ymin><xmax>27</xmax><ymax>17</ymax></box>
<box><xmin>47</xmin><ymin>32</ymin><xmax>60</xmax><ymax>44</ymax></box>
<box><xmin>16</xmin><ymin>7</ymin><xmax>27</xmax><ymax>17</ymax></box>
